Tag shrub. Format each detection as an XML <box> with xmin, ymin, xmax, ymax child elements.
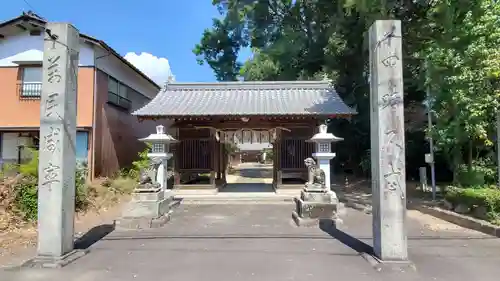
<box><xmin>445</xmin><ymin>185</ymin><xmax>500</xmax><ymax>223</ymax></box>
<box><xmin>12</xmin><ymin>150</ymin><xmax>94</xmax><ymax>221</ymax></box>
<box><xmin>129</xmin><ymin>144</ymin><xmax>151</xmax><ymax>179</ymax></box>
<box><xmin>13</xmin><ymin>176</ymin><xmax>38</xmax><ymax>221</ymax></box>
<box><xmin>19</xmin><ymin>148</ymin><xmax>39</xmax><ymax>177</ymax></box>
<box><xmin>1</xmin><ymin>163</ymin><xmax>20</xmax><ymax>179</ymax></box>
<box><xmin>457</xmin><ymin>159</ymin><xmax>498</xmax><ymax>186</ymax></box>
<box><xmin>74</xmin><ymin>162</ymin><xmax>94</xmax><ymax>211</ymax></box>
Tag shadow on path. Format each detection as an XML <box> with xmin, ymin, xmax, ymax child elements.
<box><xmin>237</xmin><ymin>168</ymin><xmax>273</xmax><ymax>179</ymax></box>
<box><xmin>74</xmin><ymin>223</ymin><xmax>116</xmax><ymax>250</ymax></box>
<box><xmin>319</xmin><ymin>220</ymin><xmax>374</xmax><ymax>256</ymax></box>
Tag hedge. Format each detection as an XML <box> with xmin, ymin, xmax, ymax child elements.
<box><xmin>444</xmin><ymin>186</ymin><xmax>500</xmax><ymax>222</ymax></box>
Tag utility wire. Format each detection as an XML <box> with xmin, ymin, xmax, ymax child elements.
<box><xmin>21</xmin><ymin>0</ymin><xmax>37</xmax><ymax>12</ymax></box>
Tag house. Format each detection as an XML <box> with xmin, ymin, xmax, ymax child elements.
<box><xmin>0</xmin><ymin>12</ymin><xmax>162</xmax><ymax>178</ymax></box>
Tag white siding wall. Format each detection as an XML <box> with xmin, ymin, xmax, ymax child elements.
<box><xmin>0</xmin><ymin>32</ymin><xmax>95</xmax><ymax>66</ymax></box>
<box><xmin>94</xmin><ymin>47</ymin><xmax>159</xmax><ymax>99</ymax></box>
<box><xmin>0</xmin><ymin>31</ymin><xmax>159</xmax><ymax>99</ymax></box>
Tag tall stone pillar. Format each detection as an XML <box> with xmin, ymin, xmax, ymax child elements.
<box><xmin>29</xmin><ymin>23</ymin><xmax>87</xmax><ymax>268</ymax></box>
<box><xmin>369</xmin><ymin>20</ymin><xmax>408</xmax><ymax>261</ymax></box>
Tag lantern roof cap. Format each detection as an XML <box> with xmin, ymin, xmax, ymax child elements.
<box><xmin>139</xmin><ymin>125</ymin><xmax>178</xmax><ymax>143</ymax></box>
<box><xmin>308</xmin><ymin>124</ymin><xmax>343</xmax><ymax>142</ymax></box>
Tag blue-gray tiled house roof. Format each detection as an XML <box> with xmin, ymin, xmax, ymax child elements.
<box><xmin>132</xmin><ymin>81</ymin><xmax>356</xmax><ymax>117</ymax></box>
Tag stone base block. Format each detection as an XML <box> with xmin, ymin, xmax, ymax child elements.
<box><xmin>360</xmin><ymin>252</ymin><xmax>414</xmax><ymax>272</ymax></box>
<box><xmin>292</xmin><ymin>211</ymin><xmax>343</xmax><ymax>227</ymax></box>
<box><xmin>122</xmin><ymin>193</ymin><xmax>173</xmax><ymax>218</ymax></box>
<box><xmin>293</xmin><ymin>195</ymin><xmax>341</xmax><ymax>227</ymax></box>
<box><xmin>301</xmin><ymin>190</ymin><xmax>338</xmax><ymax>203</ymax></box>
<box><xmin>294</xmin><ymin>197</ymin><xmax>338</xmax><ymax>218</ymax></box>
<box><xmin>21</xmin><ymin>249</ymin><xmax>89</xmax><ymax>269</ymax></box>
<box><xmin>131</xmin><ymin>190</ymin><xmax>165</xmax><ymax>201</ymax></box>
<box><xmin>117</xmin><ymin>192</ymin><xmax>178</xmax><ymax>230</ymax></box>
<box><xmin>116</xmin><ymin>212</ymin><xmax>171</xmax><ymax>230</ymax></box>
<box><xmin>337</xmin><ymin>202</ymin><xmax>347</xmax><ymax>216</ymax></box>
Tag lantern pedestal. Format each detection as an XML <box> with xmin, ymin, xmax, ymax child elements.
<box><xmin>116</xmin><ymin>187</ymin><xmax>178</xmax><ymax>230</ymax></box>
<box><xmin>311</xmin><ymin>152</ymin><xmax>336</xmax><ymax>191</ymax></box>
<box><xmin>147</xmin><ymin>152</ymin><xmax>173</xmax><ymax>192</ymax></box>
<box><xmin>292</xmin><ymin>189</ymin><xmax>342</xmax><ymax>227</ymax></box>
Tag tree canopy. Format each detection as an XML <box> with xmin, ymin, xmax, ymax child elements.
<box><xmin>194</xmin><ymin>0</ymin><xmax>500</xmax><ymax>183</ymax></box>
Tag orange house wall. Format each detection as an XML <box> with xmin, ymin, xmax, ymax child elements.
<box><xmin>0</xmin><ymin>66</ymin><xmax>159</xmax><ymax>178</ymax></box>
<box><xmin>0</xmin><ymin>67</ymin><xmax>94</xmax><ymax>128</ymax></box>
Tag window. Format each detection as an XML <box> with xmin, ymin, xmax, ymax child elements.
<box><xmin>108</xmin><ymin>77</ymin><xmax>118</xmax><ymax>94</ymax></box>
<box><xmin>19</xmin><ymin>67</ymin><xmax>43</xmax><ymax>98</ymax></box>
<box><xmin>119</xmin><ymin>84</ymin><xmax>128</xmax><ymax>98</ymax></box>
<box><xmin>76</xmin><ymin>131</ymin><xmax>89</xmax><ymax>164</ymax></box>
<box><xmin>319</xmin><ymin>143</ymin><xmax>330</xmax><ymax>153</ymax></box>
<box><xmin>107</xmin><ymin>76</ymin><xmax>131</xmax><ymax>110</ymax></box>
<box><xmin>152</xmin><ymin>143</ymin><xmax>164</xmax><ymax>153</ymax></box>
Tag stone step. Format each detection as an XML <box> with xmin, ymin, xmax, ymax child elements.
<box><xmin>178</xmin><ymin>200</ymin><xmax>293</xmax><ymax>205</ymax></box>
<box><xmin>174</xmin><ymin>194</ymin><xmax>295</xmax><ymax>204</ymax></box>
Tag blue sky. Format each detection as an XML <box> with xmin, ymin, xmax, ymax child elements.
<box><xmin>1</xmin><ymin>0</ymin><xmax>251</xmax><ymax>83</ymax></box>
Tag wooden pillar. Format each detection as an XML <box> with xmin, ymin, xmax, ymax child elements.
<box><xmin>276</xmin><ymin>130</ymin><xmax>283</xmax><ymax>189</ymax></box>
<box><xmin>222</xmin><ymin>142</ymin><xmax>227</xmax><ymax>184</ymax></box>
<box><xmin>272</xmin><ymin>142</ymin><xmax>277</xmax><ymax>189</ymax></box>
<box><xmin>217</xmin><ymin>141</ymin><xmax>223</xmax><ymax>180</ymax></box>
<box><xmin>210</xmin><ymin>130</ymin><xmax>217</xmax><ymax>188</ymax></box>
<box><xmin>173</xmin><ymin>130</ymin><xmax>181</xmax><ymax>186</ymax></box>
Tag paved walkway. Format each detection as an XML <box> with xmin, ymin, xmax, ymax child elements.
<box><xmin>3</xmin><ymin>165</ymin><xmax>500</xmax><ymax>280</ymax></box>
<box><xmin>226</xmin><ymin>162</ymin><xmax>274</xmax><ymax>185</ymax></box>
<box><xmin>175</xmin><ymin>163</ymin><xmax>285</xmax><ymax>200</ymax></box>
<box><xmin>2</xmin><ymin>203</ymin><xmax>500</xmax><ymax>281</ymax></box>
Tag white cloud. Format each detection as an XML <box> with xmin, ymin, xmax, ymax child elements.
<box><xmin>124</xmin><ymin>52</ymin><xmax>174</xmax><ymax>86</ymax></box>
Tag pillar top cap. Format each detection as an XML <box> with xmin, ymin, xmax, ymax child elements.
<box><xmin>308</xmin><ymin>124</ymin><xmax>343</xmax><ymax>143</ymax></box>
<box><xmin>139</xmin><ymin>125</ymin><xmax>178</xmax><ymax>144</ymax></box>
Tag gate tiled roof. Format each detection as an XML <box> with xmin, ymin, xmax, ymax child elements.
<box><xmin>132</xmin><ymin>81</ymin><xmax>356</xmax><ymax>117</ymax></box>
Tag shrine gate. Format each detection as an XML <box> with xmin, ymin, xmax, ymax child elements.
<box><xmin>133</xmin><ymin>80</ymin><xmax>355</xmax><ymax>192</ymax></box>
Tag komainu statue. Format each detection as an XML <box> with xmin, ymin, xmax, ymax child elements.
<box><xmin>304</xmin><ymin>157</ymin><xmax>326</xmax><ymax>191</ymax></box>
<box><xmin>138</xmin><ymin>157</ymin><xmax>162</xmax><ymax>189</ymax></box>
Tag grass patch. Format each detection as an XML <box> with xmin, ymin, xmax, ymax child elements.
<box><xmin>87</xmin><ymin>177</ymin><xmax>136</xmax><ymax>210</ymax></box>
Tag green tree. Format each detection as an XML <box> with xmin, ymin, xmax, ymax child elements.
<box><xmin>423</xmin><ymin>1</ymin><xmax>500</xmax><ymax>182</ymax></box>
<box><xmin>194</xmin><ymin>0</ymin><xmax>500</xmax><ymax>181</ymax></box>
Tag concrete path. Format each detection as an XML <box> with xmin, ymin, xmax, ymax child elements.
<box><xmin>2</xmin><ymin>204</ymin><xmax>500</xmax><ymax>281</ymax></box>
<box><xmin>226</xmin><ymin>162</ymin><xmax>274</xmax><ymax>185</ymax></box>
<box><xmin>174</xmin><ymin>162</ymin><xmax>287</xmax><ymax>201</ymax></box>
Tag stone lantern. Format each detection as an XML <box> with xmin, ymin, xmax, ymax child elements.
<box><xmin>117</xmin><ymin>125</ymin><xmax>178</xmax><ymax>230</ymax></box>
<box><xmin>292</xmin><ymin>124</ymin><xmax>344</xmax><ymax>227</ymax></box>
<box><xmin>138</xmin><ymin>125</ymin><xmax>177</xmax><ymax>192</ymax></box>
<box><xmin>308</xmin><ymin>124</ymin><xmax>343</xmax><ymax>191</ymax></box>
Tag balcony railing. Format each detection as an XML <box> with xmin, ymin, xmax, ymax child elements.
<box><xmin>17</xmin><ymin>82</ymin><xmax>42</xmax><ymax>99</ymax></box>
<box><xmin>107</xmin><ymin>91</ymin><xmax>132</xmax><ymax>110</ymax></box>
